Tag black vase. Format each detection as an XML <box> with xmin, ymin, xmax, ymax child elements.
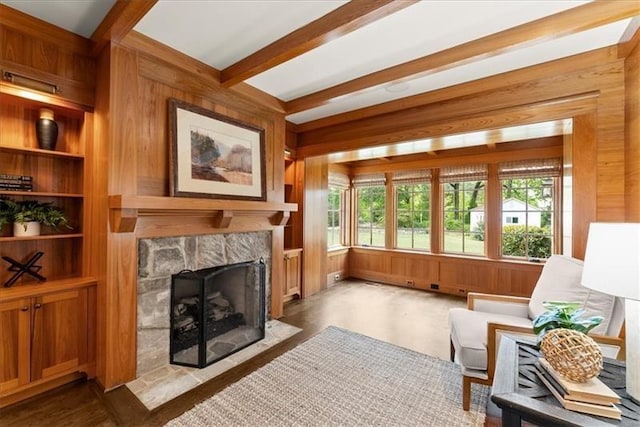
<box><xmin>36</xmin><ymin>108</ymin><xmax>58</xmax><ymax>150</ymax></box>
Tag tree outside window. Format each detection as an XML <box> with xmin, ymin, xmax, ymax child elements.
<box><xmin>327</xmin><ymin>187</ymin><xmax>342</xmax><ymax>248</ymax></box>
<box><xmin>443</xmin><ymin>180</ymin><xmax>485</xmax><ymax>255</ymax></box>
<box><xmin>396</xmin><ymin>183</ymin><xmax>430</xmax><ymax>250</ymax></box>
<box><xmin>356</xmin><ymin>186</ymin><xmax>385</xmax><ymax>247</ymax></box>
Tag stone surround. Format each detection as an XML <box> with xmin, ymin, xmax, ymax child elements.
<box><xmin>127</xmin><ymin>319</ymin><xmax>301</xmax><ymax>410</ymax></box>
<box><xmin>137</xmin><ymin>231</ymin><xmax>272</xmax><ymax>377</ymax></box>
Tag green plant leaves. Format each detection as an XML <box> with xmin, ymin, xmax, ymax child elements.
<box><xmin>533</xmin><ymin>301</ymin><xmax>603</xmax><ymax>336</ymax></box>
<box><xmin>0</xmin><ymin>198</ymin><xmax>71</xmax><ymax>231</ymax></box>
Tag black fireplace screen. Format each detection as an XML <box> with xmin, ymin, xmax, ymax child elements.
<box><xmin>170</xmin><ymin>259</ymin><xmax>265</xmax><ymax>368</ymax></box>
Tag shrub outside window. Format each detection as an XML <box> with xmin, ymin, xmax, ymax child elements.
<box><xmin>499</xmin><ymin>159</ymin><xmax>560</xmax><ymax>260</ymax></box>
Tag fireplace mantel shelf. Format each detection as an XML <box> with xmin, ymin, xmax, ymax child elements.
<box><xmin>109</xmin><ymin>195</ymin><xmax>298</xmax><ymax>233</ymax></box>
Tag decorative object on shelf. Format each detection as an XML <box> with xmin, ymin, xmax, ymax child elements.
<box><xmin>0</xmin><ymin>198</ymin><xmax>71</xmax><ymax>237</ymax></box>
<box><xmin>2</xmin><ymin>251</ymin><xmax>46</xmax><ymax>287</ymax></box>
<box><xmin>35</xmin><ymin>108</ymin><xmax>58</xmax><ymax>150</ymax></box>
<box><xmin>539</xmin><ymin>328</ymin><xmax>602</xmax><ymax>382</ymax></box>
<box><xmin>168</xmin><ymin>98</ymin><xmax>266</xmax><ymax>201</ymax></box>
<box><xmin>0</xmin><ymin>174</ymin><xmax>33</xmax><ymax>192</ymax></box>
<box><xmin>582</xmin><ymin>222</ymin><xmax>640</xmax><ymax>403</ymax></box>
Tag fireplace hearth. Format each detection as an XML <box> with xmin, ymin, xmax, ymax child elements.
<box><xmin>170</xmin><ymin>259</ymin><xmax>265</xmax><ymax>368</ymax></box>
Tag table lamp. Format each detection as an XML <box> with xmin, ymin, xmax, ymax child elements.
<box><xmin>582</xmin><ymin>222</ymin><xmax>640</xmax><ymax>403</ymax></box>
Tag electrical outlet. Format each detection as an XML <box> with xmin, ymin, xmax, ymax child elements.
<box><xmin>430</xmin><ymin>283</ymin><xmax>439</xmax><ymax>290</ymax></box>
<box><xmin>406</xmin><ymin>280</ymin><xmax>414</xmax><ymax>286</ymax></box>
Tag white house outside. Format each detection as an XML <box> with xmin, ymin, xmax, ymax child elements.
<box><xmin>470</xmin><ymin>198</ymin><xmax>543</xmax><ymax>231</ymax></box>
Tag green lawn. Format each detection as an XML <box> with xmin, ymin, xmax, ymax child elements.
<box><xmin>353</xmin><ymin>229</ymin><xmax>484</xmax><ymax>254</ymax></box>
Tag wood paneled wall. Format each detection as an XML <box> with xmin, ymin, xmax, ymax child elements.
<box><xmin>0</xmin><ymin>6</ymin><xmax>95</xmax><ymax>107</ymax></box>
<box><xmin>350</xmin><ymin>248</ymin><xmax>542</xmax><ymax>297</ymax></box>
<box><xmin>626</xmin><ymin>37</ymin><xmax>640</xmax><ymax>221</ymax></box>
<box><xmin>327</xmin><ymin>248</ymin><xmax>349</xmax><ymax>286</ymax></box>
<box><xmin>91</xmin><ymin>33</ymin><xmax>288</xmax><ymax>389</ymax></box>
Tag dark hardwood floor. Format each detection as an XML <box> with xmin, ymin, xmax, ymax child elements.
<box><xmin>1</xmin><ymin>279</ymin><xmax>497</xmax><ymax>426</ymax></box>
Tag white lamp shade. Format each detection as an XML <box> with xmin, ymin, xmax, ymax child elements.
<box><xmin>582</xmin><ymin>223</ymin><xmax>640</xmax><ymax>301</ymax></box>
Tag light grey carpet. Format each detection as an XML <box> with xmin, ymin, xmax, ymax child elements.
<box><xmin>166</xmin><ymin>326</ymin><xmax>489</xmax><ymax>426</ymax></box>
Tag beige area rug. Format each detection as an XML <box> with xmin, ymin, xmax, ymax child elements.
<box><xmin>166</xmin><ymin>326</ymin><xmax>489</xmax><ymax>426</ymax></box>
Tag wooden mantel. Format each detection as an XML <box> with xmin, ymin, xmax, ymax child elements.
<box><xmin>109</xmin><ymin>195</ymin><xmax>298</xmax><ymax>233</ymax></box>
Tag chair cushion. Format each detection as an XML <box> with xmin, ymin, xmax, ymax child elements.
<box><xmin>527</xmin><ymin>255</ymin><xmax>616</xmax><ymax>335</ymax></box>
<box><xmin>449</xmin><ymin>308</ymin><xmax>532</xmax><ymax>371</ymax></box>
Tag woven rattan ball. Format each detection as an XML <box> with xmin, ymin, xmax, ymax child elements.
<box><xmin>540</xmin><ymin>328</ymin><xmax>603</xmax><ymax>382</ymax></box>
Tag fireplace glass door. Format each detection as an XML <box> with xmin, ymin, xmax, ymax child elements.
<box><xmin>170</xmin><ymin>259</ymin><xmax>265</xmax><ymax>368</ymax></box>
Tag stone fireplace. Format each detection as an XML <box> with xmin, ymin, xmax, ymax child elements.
<box><xmin>137</xmin><ymin>231</ymin><xmax>271</xmax><ymax>376</ymax></box>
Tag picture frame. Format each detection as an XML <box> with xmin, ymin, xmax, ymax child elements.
<box><xmin>168</xmin><ymin>98</ymin><xmax>266</xmax><ymax>201</ymax></box>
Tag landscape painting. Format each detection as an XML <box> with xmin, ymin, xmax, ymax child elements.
<box><xmin>169</xmin><ymin>99</ymin><xmax>265</xmax><ymax>200</ymax></box>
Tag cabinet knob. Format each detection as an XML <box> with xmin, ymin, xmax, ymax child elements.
<box><xmin>21</xmin><ymin>306</ymin><xmax>29</xmax><ymax>312</ymax></box>
<box><xmin>34</xmin><ymin>303</ymin><xmax>42</xmax><ymax>309</ymax></box>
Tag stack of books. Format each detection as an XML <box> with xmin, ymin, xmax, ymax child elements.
<box><xmin>535</xmin><ymin>357</ymin><xmax>621</xmax><ymax>420</ymax></box>
<box><xmin>0</xmin><ymin>174</ymin><xmax>33</xmax><ymax>192</ymax></box>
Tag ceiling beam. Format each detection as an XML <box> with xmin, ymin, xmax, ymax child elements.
<box><xmin>285</xmin><ymin>1</ymin><xmax>640</xmax><ymax>115</ymax></box>
<box><xmin>91</xmin><ymin>0</ymin><xmax>158</xmax><ymax>56</ymax></box>
<box><xmin>219</xmin><ymin>0</ymin><xmax>417</xmax><ymax>88</ymax></box>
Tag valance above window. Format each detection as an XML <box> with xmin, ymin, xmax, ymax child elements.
<box><xmin>352</xmin><ymin>173</ymin><xmax>386</xmax><ymax>187</ymax></box>
<box><xmin>391</xmin><ymin>169</ymin><xmax>432</xmax><ymax>185</ymax></box>
<box><xmin>440</xmin><ymin>164</ymin><xmax>487</xmax><ymax>183</ymax></box>
<box><xmin>328</xmin><ymin>171</ymin><xmax>350</xmax><ymax>189</ymax></box>
<box><xmin>498</xmin><ymin>158</ymin><xmax>562</xmax><ymax>180</ymax></box>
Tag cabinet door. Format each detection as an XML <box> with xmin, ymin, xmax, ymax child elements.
<box><xmin>0</xmin><ymin>298</ymin><xmax>31</xmax><ymax>395</ymax></box>
<box><xmin>284</xmin><ymin>252</ymin><xmax>301</xmax><ymax>298</ymax></box>
<box><xmin>30</xmin><ymin>289</ymin><xmax>88</xmax><ymax>382</ymax></box>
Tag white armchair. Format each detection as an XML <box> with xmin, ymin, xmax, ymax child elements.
<box><xmin>448</xmin><ymin>255</ymin><xmax>625</xmax><ymax>410</ymax></box>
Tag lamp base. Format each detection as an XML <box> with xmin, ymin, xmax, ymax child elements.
<box><xmin>626</xmin><ymin>299</ymin><xmax>639</xmax><ymax>403</ymax></box>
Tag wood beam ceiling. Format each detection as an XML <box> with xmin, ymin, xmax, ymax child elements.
<box><xmin>219</xmin><ymin>0</ymin><xmax>417</xmax><ymax>88</ymax></box>
<box><xmin>90</xmin><ymin>0</ymin><xmax>158</xmax><ymax>56</ymax></box>
<box><xmin>284</xmin><ymin>1</ymin><xmax>640</xmax><ymax>115</ymax></box>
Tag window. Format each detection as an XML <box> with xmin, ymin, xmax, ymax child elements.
<box><xmin>394</xmin><ymin>169</ymin><xmax>431</xmax><ymax>251</ymax></box>
<box><xmin>327</xmin><ymin>187</ymin><xmax>342</xmax><ymax>248</ymax></box>
<box><xmin>441</xmin><ymin>165</ymin><xmax>487</xmax><ymax>255</ymax></box>
<box><xmin>354</xmin><ymin>173</ymin><xmax>386</xmax><ymax>247</ymax></box>
<box><xmin>499</xmin><ymin>159</ymin><xmax>560</xmax><ymax>259</ymax></box>
<box><xmin>327</xmin><ymin>172</ymin><xmax>349</xmax><ymax>248</ymax></box>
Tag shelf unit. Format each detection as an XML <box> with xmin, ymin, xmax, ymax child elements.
<box><xmin>0</xmin><ymin>90</ymin><xmax>89</xmax><ymax>290</ymax></box>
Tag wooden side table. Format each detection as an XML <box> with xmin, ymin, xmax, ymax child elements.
<box><xmin>491</xmin><ymin>336</ymin><xmax>640</xmax><ymax>426</ymax></box>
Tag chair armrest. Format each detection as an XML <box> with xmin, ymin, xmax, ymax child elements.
<box><xmin>487</xmin><ymin>323</ymin><xmax>536</xmax><ymax>380</ymax></box>
<box><xmin>467</xmin><ymin>292</ymin><xmax>530</xmax><ymax>317</ymax></box>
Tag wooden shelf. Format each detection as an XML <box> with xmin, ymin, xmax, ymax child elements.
<box><xmin>109</xmin><ymin>195</ymin><xmax>298</xmax><ymax>233</ymax></box>
<box><xmin>0</xmin><ymin>233</ymin><xmax>82</xmax><ymax>242</ymax></box>
<box><xmin>0</xmin><ymin>145</ymin><xmax>84</xmax><ymax>159</ymax></box>
<box><xmin>0</xmin><ymin>276</ymin><xmax>96</xmax><ymax>301</ymax></box>
<box><xmin>0</xmin><ymin>191</ymin><xmax>83</xmax><ymax>198</ymax></box>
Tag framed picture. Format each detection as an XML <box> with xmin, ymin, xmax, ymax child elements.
<box><xmin>168</xmin><ymin>98</ymin><xmax>266</xmax><ymax>201</ymax></box>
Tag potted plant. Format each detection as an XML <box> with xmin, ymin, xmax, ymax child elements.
<box><xmin>533</xmin><ymin>301</ymin><xmax>603</xmax><ymax>337</ymax></box>
<box><xmin>0</xmin><ymin>198</ymin><xmax>71</xmax><ymax>237</ymax></box>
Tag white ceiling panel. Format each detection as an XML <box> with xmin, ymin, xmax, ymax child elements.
<box><xmin>247</xmin><ymin>0</ymin><xmax>591</xmax><ymax>101</ymax></box>
<box><xmin>134</xmin><ymin>0</ymin><xmax>347</xmax><ymax>70</ymax></box>
<box><xmin>1</xmin><ymin>0</ymin><xmax>116</xmax><ymax>38</ymax></box>
<box><xmin>286</xmin><ymin>19</ymin><xmax>630</xmax><ymax>124</ymax></box>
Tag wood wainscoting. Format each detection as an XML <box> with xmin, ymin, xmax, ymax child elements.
<box><xmin>349</xmin><ymin>247</ymin><xmax>543</xmax><ymax>297</ymax></box>
<box><xmin>327</xmin><ymin>248</ymin><xmax>349</xmax><ymax>286</ymax></box>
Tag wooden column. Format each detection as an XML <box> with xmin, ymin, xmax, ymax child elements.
<box><xmin>302</xmin><ymin>156</ymin><xmax>328</xmax><ymax>297</ymax></box>
<box><xmin>572</xmin><ymin>113</ymin><xmax>597</xmax><ymax>259</ymax></box>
